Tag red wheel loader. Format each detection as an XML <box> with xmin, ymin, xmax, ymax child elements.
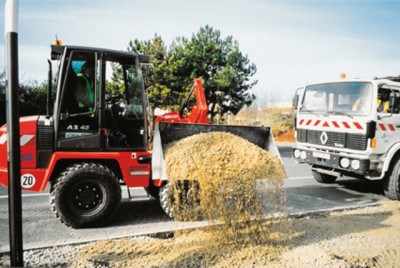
<box><xmin>0</xmin><ymin>44</ymin><xmax>280</xmax><ymax>228</ymax></box>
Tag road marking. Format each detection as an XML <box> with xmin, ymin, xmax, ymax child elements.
<box><xmin>0</xmin><ymin>193</ymin><xmax>49</xmax><ymax>199</ymax></box>
<box><xmin>287</xmin><ymin>176</ymin><xmax>313</xmax><ymax>180</ymax></box>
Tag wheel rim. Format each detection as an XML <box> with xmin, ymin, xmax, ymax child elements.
<box><xmin>68</xmin><ymin>180</ymin><xmax>107</xmax><ymax>217</ymax></box>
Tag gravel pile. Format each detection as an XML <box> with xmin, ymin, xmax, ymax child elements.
<box><xmin>162</xmin><ymin>131</ymin><xmax>287</xmax><ymax>250</ymax></box>
<box><xmin>1</xmin><ymin>244</ymin><xmax>83</xmax><ymax>267</ymax></box>
<box><xmin>0</xmin><ymin>236</ymin><xmax>153</xmax><ymax>267</ymax></box>
<box><xmin>164</xmin><ymin>131</ymin><xmax>286</xmax><ymax>226</ymax></box>
<box><xmin>2</xmin><ymin>201</ymin><xmax>400</xmax><ymax>267</ymax></box>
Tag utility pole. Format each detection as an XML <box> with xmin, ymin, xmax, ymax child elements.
<box><xmin>5</xmin><ymin>0</ymin><xmax>23</xmax><ymax>266</ymax></box>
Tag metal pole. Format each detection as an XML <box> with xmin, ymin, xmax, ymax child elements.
<box><xmin>5</xmin><ymin>0</ymin><xmax>23</xmax><ymax>266</ymax></box>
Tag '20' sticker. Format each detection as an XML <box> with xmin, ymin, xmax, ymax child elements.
<box><xmin>21</xmin><ymin>174</ymin><xmax>36</xmax><ymax>189</ymax></box>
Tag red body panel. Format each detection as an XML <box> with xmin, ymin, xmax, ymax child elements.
<box><xmin>0</xmin><ymin>116</ymin><xmax>152</xmax><ymax>192</ymax></box>
<box><xmin>0</xmin><ymin>115</ymin><xmax>38</xmax><ymax>170</ymax></box>
<box><xmin>0</xmin><ymin>151</ymin><xmax>151</xmax><ymax>191</ymax></box>
<box><xmin>0</xmin><ymin>116</ymin><xmax>39</xmax><ymax>190</ymax></box>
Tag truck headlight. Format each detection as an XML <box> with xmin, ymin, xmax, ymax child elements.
<box><xmin>351</xmin><ymin>160</ymin><xmax>361</xmax><ymax>170</ymax></box>
<box><xmin>294</xmin><ymin>149</ymin><xmax>301</xmax><ymax>159</ymax></box>
<box><xmin>340</xmin><ymin>158</ymin><xmax>350</xmax><ymax>168</ymax></box>
<box><xmin>300</xmin><ymin>151</ymin><xmax>307</xmax><ymax>160</ymax></box>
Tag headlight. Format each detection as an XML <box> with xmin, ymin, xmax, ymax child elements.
<box><xmin>300</xmin><ymin>151</ymin><xmax>307</xmax><ymax>160</ymax></box>
<box><xmin>294</xmin><ymin>149</ymin><xmax>301</xmax><ymax>159</ymax></box>
<box><xmin>351</xmin><ymin>160</ymin><xmax>361</xmax><ymax>170</ymax></box>
<box><xmin>340</xmin><ymin>158</ymin><xmax>350</xmax><ymax>168</ymax></box>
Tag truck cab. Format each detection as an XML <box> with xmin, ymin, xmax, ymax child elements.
<box><xmin>293</xmin><ymin>76</ymin><xmax>400</xmax><ymax>200</ymax></box>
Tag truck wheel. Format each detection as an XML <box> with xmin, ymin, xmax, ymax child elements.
<box><xmin>159</xmin><ymin>180</ymin><xmax>202</xmax><ymax>221</ymax></box>
<box><xmin>50</xmin><ymin>162</ymin><xmax>121</xmax><ymax>228</ymax></box>
<box><xmin>312</xmin><ymin>170</ymin><xmax>337</xmax><ymax>184</ymax></box>
<box><xmin>383</xmin><ymin>157</ymin><xmax>400</xmax><ymax>200</ymax></box>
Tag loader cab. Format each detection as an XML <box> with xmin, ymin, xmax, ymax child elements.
<box><xmin>52</xmin><ymin>45</ymin><xmax>150</xmax><ymax>151</ymax></box>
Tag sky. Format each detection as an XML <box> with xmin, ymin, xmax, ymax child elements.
<box><xmin>1</xmin><ymin>0</ymin><xmax>400</xmax><ymax>102</ymax></box>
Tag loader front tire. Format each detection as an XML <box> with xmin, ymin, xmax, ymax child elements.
<box><xmin>50</xmin><ymin>162</ymin><xmax>121</xmax><ymax>228</ymax></box>
<box><xmin>383</xmin><ymin>157</ymin><xmax>400</xmax><ymax>200</ymax></box>
<box><xmin>159</xmin><ymin>180</ymin><xmax>202</xmax><ymax>221</ymax></box>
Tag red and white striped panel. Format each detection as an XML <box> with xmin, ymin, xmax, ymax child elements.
<box><xmin>0</xmin><ymin>134</ymin><xmax>35</xmax><ymax>146</ymax></box>
<box><xmin>377</xmin><ymin>123</ymin><xmax>396</xmax><ymax>132</ymax></box>
<box><xmin>298</xmin><ymin>119</ymin><xmax>364</xmax><ymax>130</ymax></box>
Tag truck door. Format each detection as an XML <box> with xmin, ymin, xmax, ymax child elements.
<box><xmin>376</xmin><ymin>87</ymin><xmax>400</xmax><ymax>154</ymax></box>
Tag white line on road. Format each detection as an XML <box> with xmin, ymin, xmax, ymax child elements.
<box><xmin>0</xmin><ymin>193</ymin><xmax>49</xmax><ymax>199</ymax></box>
<box><xmin>287</xmin><ymin>176</ymin><xmax>313</xmax><ymax>180</ymax></box>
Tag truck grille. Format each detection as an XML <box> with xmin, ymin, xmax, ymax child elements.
<box><xmin>297</xmin><ymin>129</ymin><xmax>367</xmax><ymax>151</ymax></box>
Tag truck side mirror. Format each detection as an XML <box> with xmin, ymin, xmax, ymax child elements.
<box><xmin>293</xmin><ymin>87</ymin><xmax>304</xmax><ymax>110</ymax></box>
<box><xmin>293</xmin><ymin>95</ymin><xmax>299</xmax><ymax>110</ymax></box>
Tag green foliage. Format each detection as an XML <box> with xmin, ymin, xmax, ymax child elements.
<box><xmin>105</xmin><ymin>62</ymin><xmax>125</xmax><ymax>99</ymax></box>
<box><xmin>130</xmin><ymin>25</ymin><xmax>257</xmax><ymax>119</ymax></box>
<box><xmin>128</xmin><ymin>35</ymin><xmax>175</xmax><ymax>109</ymax></box>
<box><xmin>0</xmin><ymin>25</ymin><xmax>257</xmax><ymax>125</ymax></box>
<box><xmin>0</xmin><ymin>70</ymin><xmax>49</xmax><ymax>126</ymax></box>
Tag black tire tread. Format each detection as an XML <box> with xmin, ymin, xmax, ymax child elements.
<box><xmin>383</xmin><ymin>157</ymin><xmax>400</xmax><ymax>200</ymax></box>
<box><xmin>50</xmin><ymin>162</ymin><xmax>121</xmax><ymax>228</ymax></box>
<box><xmin>159</xmin><ymin>181</ymin><xmax>202</xmax><ymax>221</ymax></box>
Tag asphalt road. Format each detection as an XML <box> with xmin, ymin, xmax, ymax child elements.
<box><xmin>0</xmin><ymin>144</ymin><xmax>388</xmax><ymax>252</ymax></box>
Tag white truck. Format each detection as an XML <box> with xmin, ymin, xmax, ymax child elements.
<box><xmin>293</xmin><ymin>75</ymin><xmax>400</xmax><ymax>200</ymax></box>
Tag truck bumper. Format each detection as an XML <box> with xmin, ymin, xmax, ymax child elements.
<box><xmin>293</xmin><ymin>148</ymin><xmax>370</xmax><ymax>175</ymax></box>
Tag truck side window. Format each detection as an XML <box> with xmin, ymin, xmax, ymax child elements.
<box><xmin>377</xmin><ymin>89</ymin><xmax>391</xmax><ymax>113</ymax></box>
<box><xmin>391</xmin><ymin>92</ymin><xmax>400</xmax><ymax>114</ymax></box>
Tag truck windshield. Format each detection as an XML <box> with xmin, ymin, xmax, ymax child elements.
<box><xmin>300</xmin><ymin>82</ymin><xmax>373</xmax><ymax>116</ymax></box>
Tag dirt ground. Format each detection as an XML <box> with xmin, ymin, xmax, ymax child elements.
<box><xmin>274</xmin><ymin>129</ymin><xmax>295</xmax><ymax>143</ymax></box>
<box><xmin>68</xmin><ymin>200</ymin><xmax>400</xmax><ymax>268</ymax></box>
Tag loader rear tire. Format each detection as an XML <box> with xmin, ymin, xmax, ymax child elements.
<box><xmin>383</xmin><ymin>157</ymin><xmax>400</xmax><ymax>200</ymax></box>
<box><xmin>159</xmin><ymin>180</ymin><xmax>202</xmax><ymax>221</ymax></box>
<box><xmin>312</xmin><ymin>170</ymin><xmax>337</xmax><ymax>184</ymax></box>
<box><xmin>50</xmin><ymin>162</ymin><xmax>121</xmax><ymax>228</ymax></box>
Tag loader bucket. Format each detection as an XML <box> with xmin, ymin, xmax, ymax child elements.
<box><xmin>152</xmin><ymin>122</ymin><xmax>281</xmax><ymax>181</ymax></box>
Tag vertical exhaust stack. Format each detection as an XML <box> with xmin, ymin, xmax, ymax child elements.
<box><xmin>5</xmin><ymin>0</ymin><xmax>23</xmax><ymax>266</ymax></box>
<box><xmin>47</xmin><ymin>59</ymin><xmax>52</xmax><ymax>116</ymax></box>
